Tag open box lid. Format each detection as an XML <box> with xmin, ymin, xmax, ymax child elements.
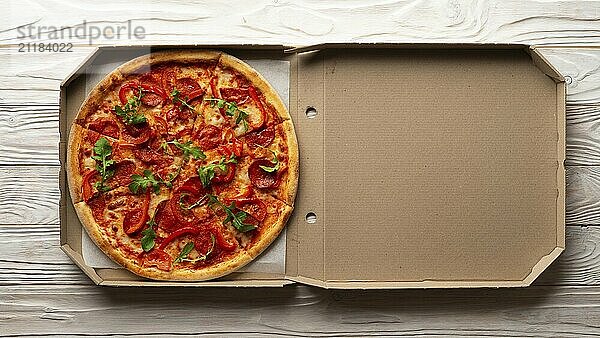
<box><xmin>284</xmin><ymin>44</ymin><xmax>565</xmax><ymax>288</ymax></box>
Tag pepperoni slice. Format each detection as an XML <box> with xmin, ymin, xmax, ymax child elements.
<box><xmin>142</xmin><ymin>249</ymin><xmax>172</xmax><ymax>271</ymax></box>
<box><xmin>212</xmin><ymin>163</ymin><xmax>236</xmax><ymax>184</ymax></box>
<box><xmin>220</xmin><ymin>87</ymin><xmax>250</xmax><ymax>105</ymax></box>
<box><xmin>87</xmin><ymin>194</ymin><xmax>106</xmax><ymax>222</ymax></box>
<box><xmin>168</xmin><ymin>177</ymin><xmax>209</xmax><ymax>228</ymax></box>
<box><xmin>194</xmin><ymin>125</ymin><xmax>223</xmax><ymax>150</ymax></box>
<box><xmin>141</xmin><ymin>92</ymin><xmax>163</xmax><ymax>107</ymax></box>
<box><xmin>122</xmin><ymin>123</ymin><xmax>151</xmax><ymax>145</ymax></box>
<box><xmin>107</xmin><ymin>160</ymin><xmax>136</xmax><ymax>187</ymax></box>
<box><xmin>178</xmin><ymin>176</ymin><xmax>206</xmax><ymax>196</ymax></box>
<box><xmin>133</xmin><ymin>147</ymin><xmax>168</xmax><ymax>165</ymax></box>
<box><xmin>168</xmin><ymin>197</ymin><xmax>198</xmax><ymax>228</ymax></box>
<box><xmin>87</xmin><ymin>118</ymin><xmax>120</xmax><ymax>139</ymax></box>
<box><xmin>82</xmin><ymin>169</ymin><xmax>100</xmax><ymax>202</ymax></box>
<box><xmin>248</xmin><ymin>159</ymin><xmax>278</xmax><ymax>189</ymax></box>
<box><xmin>227</xmin><ymin>197</ymin><xmax>267</xmax><ymax>222</ymax></box>
<box><xmin>244</xmin><ymin>126</ymin><xmax>275</xmax><ymax>148</ymax></box>
<box><xmin>154</xmin><ymin>200</ymin><xmax>179</xmax><ymax>233</ymax></box>
<box><xmin>153</xmin><ymin>116</ymin><xmax>168</xmax><ymax>135</ymax></box>
<box><xmin>122</xmin><ymin>191</ymin><xmax>150</xmax><ymax>235</ymax></box>
<box><xmin>193</xmin><ymin>229</ymin><xmax>218</xmax><ymax>256</ymax></box>
<box><xmin>175</xmin><ymin>77</ymin><xmax>201</xmax><ymax>98</ymax></box>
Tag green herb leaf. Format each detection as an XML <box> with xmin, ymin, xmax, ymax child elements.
<box><xmin>114</xmin><ymin>88</ymin><xmax>146</xmax><ymax>125</ymax></box>
<box><xmin>92</xmin><ymin>137</ymin><xmax>115</xmax><ymax>192</ymax></box>
<box><xmin>173</xmin><ymin>242</ymin><xmax>195</xmax><ymax>264</ymax></box>
<box><xmin>140</xmin><ymin>227</ymin><xmax>156</xmax><ymax>252</ymax></box>
<box><xmin>168</xmin><ymin>140</ymin><xmax>205</xmax><ymax>160</ymax></box>
<box><xmin>140</xmin><ymin>209</ymin><xmax>159</xmax><ymax>252</ymax></box>
<box><xmin>171</xmin><ymin>88</ymin><xmax>196</xmax><ymax>111</ymax></box>
<box><xmin>197</xmin><ymin>155</ymin><xmax>237</xmax><ymax>188</ymax></box>
<box><xmin>204</xmin><ymin>97</ymin><xmax>250</xmax><ymax>131</ymax></box>
<box><xmin>207</xmin><ymin>195</ymin><xmax>256</xmax><ymax>232</ymax></box>
<box><xmin>174</xmin><ymin>234</ymin><xmax>216</xmax><ymax>264</ymax></box>
<box><xmin>129</xmin><ymin>169</ymin><xmax>162</xmax><ymax>194</ymax></box>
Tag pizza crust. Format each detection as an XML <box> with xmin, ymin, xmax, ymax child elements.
<box><xmin>67</xmin><ymin>124</ymin><xmax>86</xmax><ymax>203</ymax></box>
<box><xmin>279</xmin><ymin>120</ymin><xmax>299</xmax><ymax>206</ymax></box>
<box><xmin>245</xmin><ymin>204</ymin><xmax>294</xmax><ymax>259</ymax></box>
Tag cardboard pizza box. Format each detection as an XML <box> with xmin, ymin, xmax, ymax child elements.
<box><xmin>59</xmin><ymin>44</ymin><xmax>565</xmax><ymax>288</ymax></box>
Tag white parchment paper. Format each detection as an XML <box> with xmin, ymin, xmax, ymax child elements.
<box><xmin>81</xmin><ymin>56</ymin><xmax>290</xmax><ymax>274</ymax></box>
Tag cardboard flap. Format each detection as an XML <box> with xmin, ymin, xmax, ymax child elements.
<box><xmin>291</xmin><ymin>47</ymin><xmax>564</xmax><ymax>286</ymax></box>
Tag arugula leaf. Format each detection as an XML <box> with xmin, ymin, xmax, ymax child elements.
<box><xmin>91</xmin><ymin>137</ymin><xmax>115</xmax><ymax>192</ymax></box>
<box><xmin>159</xmin><ymin>140</ymin><xmax>205</xmax><ymax>185</ymax></box>
<box><xmin>129</xmin><ymin>169</ymin><xmax>162</xmax><ymax>194</ymax></box>
<box><xmin>168</xmin><ymin>140</ymin><xmax>205</xmax><ymax>160</ymax></box>
<box><xmin>173</xmin><ymin>235</ymin><xmax>216</xmax><ymax>264</ymax></box>
<box><xmin>140</xmin><ymin>227</ymin><xmax>156</xmax><ymax>252</ymax></box>
<box><xmin>140</xmin><ymin>211</ymin><xmax>158</xmax><ymax>252</ymax></box>
<box><xmin>173</xmin><ymin>242</ymin><xmax>195</xmax><ymax>264</ymax></box>
<box><xmin>259</xmin><ymin>150</ymin><xmax>280</xmax><ymax>173</ymax></box>
<box><xmin>197</xmin><ymin>155</ymin><xmax>237</xmax><ymax>188</ymax></box>
<box><xmin>114</xmin><ymin>88</ymin><xmax>146</xmax><ymax>125</ymax></box>
<box><xmin>207</xmin><ymin>195</ymin><xmax>256</xmax><ymax>232</ymax></box>
<box><xmin>204</xmin><ymin>97</ymin><xmax>250</xmax><ymax>131</ymax></box>
<box><xmin>171</xmin><ymin>88</ymin><xmax>196</xmax><ymax>111</ymax></box>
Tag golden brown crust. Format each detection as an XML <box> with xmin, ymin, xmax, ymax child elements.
<box><xmin>73</xmin><ymin>71</ymin><xmax>124</xmax><ymax>126</ymax></box>
<box><xmin>67</xmin><ymin>124</ymin><xmax>87</xmax><ymax>204</ymax></box>
<box><xmin>245</xmin><ymin>204</ymin><xmax>294</xmax><ymax>259</ymax></box>
<box><xmin>280</xmin><ymin>120</ymin><xmax>299</xmax><ymax>206</ymax></box>
<box><xmin>116</xmin><ymin>49</ymin><xmax>222</xmax><ymax>76</ymax></box>
<box><xmin>67</xmin><ymin>49</ymin><xmax>298</xmax><ymax>281</ymax></box>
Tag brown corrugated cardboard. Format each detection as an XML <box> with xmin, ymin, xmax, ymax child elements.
<box><xmin>59</xmin><ymin>44</ymin><xmax>565</xmax><ymax>288</ymax></box>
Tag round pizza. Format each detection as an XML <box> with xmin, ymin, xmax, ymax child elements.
<box><xmin>66</xmin><ymin>50</ymin><xmax>298</xmax><ymax>281</ymax></box>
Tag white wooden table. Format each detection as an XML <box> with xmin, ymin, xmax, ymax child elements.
<box><xmin>2</xmin><ymin>1</ymin><xmax>600</xmax><ymax>336</ymax></box>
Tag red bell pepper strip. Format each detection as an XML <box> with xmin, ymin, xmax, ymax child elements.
<box><xmin>158</xmin><ymin>226</ymin><xmax>202</xmax><ymax>250</ymax></box>
<box><xmin>248</xmin><ymin>85</ymin><xmax>266</xmax><ymax>129</ymax></box>
<box><xmin>82</xmin><ymin>169</ymin><xmax>98</xmax><ymax>202</ymax></box>
<box><xmin>119</xmin><ymin>81</ymin><xmax>168</xmax><ymax>105</ymax></box>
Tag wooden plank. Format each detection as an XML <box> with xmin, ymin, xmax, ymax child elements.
<box><xmin>1</xmin><ymin>284</ymin><xmax>600</xmax><ymax>336</ymax></box>
<box><xmin>0</xmin><ymin>166</ymin><xmax>59</xmax><ymax>225</ymax></box>
<box><xmin>1</xmin><ymin>0</ymin><xmax>600</xmax><ymax>45</ymax></box>
<box><xmin>567</xmin><ymin>166</ymin><xmax>600</xmax><ymax>225</ymax></box>
<box><xmin>1</xmin><ymin>224</ymin><xmax>598</xmax><ymax>287</ymax></box>
<box><xmin>0</xmin><ymin>105</ymin><xmax>60</xmax><ymax>165</ymax></box>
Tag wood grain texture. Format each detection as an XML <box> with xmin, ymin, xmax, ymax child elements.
<box><xmin>2</xmin><ymin>0</ymin><xmax>600</xmax><ymax>336</ymax></box>
<box><xmin>0</xmin><ymin>166</ymin><xmax>58</xmax><ymax>225</ymax></box>
<box><xmin>1</xmin><ymin>0</ymin><xmax>600</xmax><ymax>45</ymax></box>
<box><xmin>2</xmin><ymin>284</ymin><xmax>600</xmax><ymax>337</ymax></box>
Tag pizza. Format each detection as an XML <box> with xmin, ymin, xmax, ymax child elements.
<box><xmin>66</xmin><ymin>50</ymin><xmax>298</xmax><ymax>281</ymax></box>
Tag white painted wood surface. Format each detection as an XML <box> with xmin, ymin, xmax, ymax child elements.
<box><xmin>2</xmin><ymin>0</ymin><xmax>600</xmax><ymax>336</ymax></box>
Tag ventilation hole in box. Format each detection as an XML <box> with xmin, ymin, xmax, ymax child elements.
<box><xmin>305</xmin><ymin>212</ymin><xmax>317</xmax><ymax>224</ymax></box>
<box><xmin>305</xmin><ymin>107</ymin><xmax>318</xmax><ymax>119</ymax></box>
